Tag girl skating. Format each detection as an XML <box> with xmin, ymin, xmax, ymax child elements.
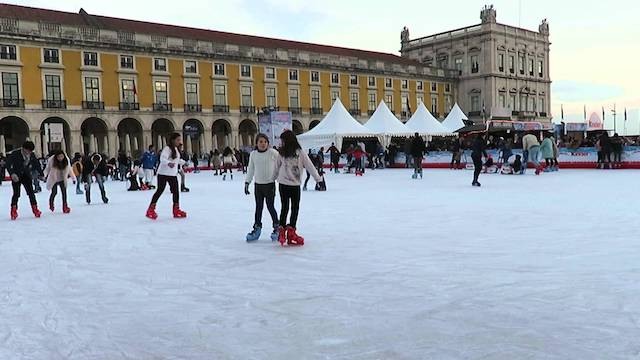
<box><xmin>146</xmin><ymin>133</ymin><xmax>187</xmax><ymax>220</ymax></box>
<box><xmin>44</xmin><ymin>149</ymin><xmax>76</xmax><ymax>213</ymax></box>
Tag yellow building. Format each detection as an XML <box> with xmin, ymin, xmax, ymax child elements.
<box><xmin>0</xmin><ymin>4</ymin><xmax>459</xmax><ymax>157</ymax></box>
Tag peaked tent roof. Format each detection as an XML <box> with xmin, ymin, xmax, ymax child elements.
<box><xmin>299</xmin><ymin>99</ymin><xmax>373</xmax><ymax>138</ymax></box>
<box><xmin>364</xmin><ymin>101</ymin><xmax>413</xmax><ymax>136</ymax></box>
<box><xmin>441</xmin><ymin>103</ymin><xmax>468</xmax><ymax>132</ymax></box>
<box><xmin>405</xmin><ymin>102</ymin><xmax>452</xmax><ymax>136</ymax></box>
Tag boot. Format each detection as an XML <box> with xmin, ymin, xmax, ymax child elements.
<box><xmin>146</xmin><ymin>204</ymin><xmax>158</xmax><ymax>220</ymax></box>
<box><xmin>63</xmin><ymin>204</ymin><xmax>71</xmax><ymax>214</ymax></box>
<box><xmin>181</xmin><ymin>186</ymin><xmax>190</xmax><ymax>193</ymax></box>
<box><xmin>102</xmin><ymin>196</ymin><xmax>109</xmax><ymax>204</ymax></box>
<box><xmin>246</xmin><ymin>225</ymin><xmax>262</xmax><ymax>242</ymax></box>
<box><xmin>222</xmin><ymin>174</ymin><xmax>226</xmax><ymax>181</ymax></box>
<box><xmin>49</xmin><ymin>199</ymin><xmax>55</xmax><ymax>212</ymax></box>
<box><xmin>285</xmin><ymin>226</ymin><xmax>304</xmax><ymax>246</ymax></box>
<box><xmin>277</xmin><ymin>226</ymin><xmax>287</xmax><ymax>246</ymax></box>
<box><xmin>173</xmin><ymin>204</ymin><xmax>187</xmax><ymax>218</ymax></box>
<box><xmin>10</xmin><ymin>205</ymin><xmax>17</xmax><ymax>220</ymax></box>
<box><xmin>31</xmin><ymin>204</ymin><xmax>41</xmax><ymax>218</ymax></box>
<box><xmin>270</xmin><ymin>224</ymin><xmax>280</xmax><ymax>242</ymax></box>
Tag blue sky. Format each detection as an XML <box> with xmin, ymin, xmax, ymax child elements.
<box><xmin>8</xmin><ymin>0</ymin><xmax>640</xmax><ymax>132</ymax></box>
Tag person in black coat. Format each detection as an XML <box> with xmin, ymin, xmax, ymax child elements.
<box><xmin>409</xmin><ymin>133</ymin><xmax>427</xmax><ymax>178</ymax></box>
<box><xmin>6</xmin><ymin>141</ymin><xmax>43</xmax><ymax>219</ymax></box>
<box><xmin>471</xmin><ymin>134</ymin><xmax>488</xmax><ymax>187</ymax></box>
<box><xmin>82</xmin><ymin>153</ymin><xmax>109</xmax><ymax>204</ymax></box>
<box><xmin>449</xmin><ymin>137</ymin><xmax>463</xmax><ymax>169</ymax></box>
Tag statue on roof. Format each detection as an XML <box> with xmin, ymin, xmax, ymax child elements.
<box><xmin>401</xmin><ymin>26</ymin><xmax>410</xmax><ymax>44</ymax></box>
<box><xmin>539</xmin><ymin>19</ymin><xmax>549</xmax><ymax>35</ymax></box>
<box><xmin>480</xmin><ymin>4</ymin><xmax>497</xmax><ymax>24</ymax></box>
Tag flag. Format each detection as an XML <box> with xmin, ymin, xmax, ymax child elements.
<box><xmin>561</xmin><ymin>104</ymin><xmax>564</xmax><ymax>120</ymax></box>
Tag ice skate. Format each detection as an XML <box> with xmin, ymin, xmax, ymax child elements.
<box><xmin>246</xmin><ymin>225</ymin><xmax>262</xmax><ymax>242</ymax></box>
<box><xmin>10</xmin><ymin>205</ymin><xmax>18</xmax><ymax>220</ymax></box>
<box><xmin>270</xmin><ymin>225</ymin><xmax>279</xmax><ymax>241</ymax></box>
<box><xmin>173</xmin><ymin>204</ymin><xmax>187</xmax><ymax>218</ymax></box>
<box><xmin>62</xmin><ymin>205</ymin><xmax>71</xmax><ymax>214</ymax></box>
<box><xmin>31</xmin><ymin>204</ymin><xmax>42</xmax><ymax>218</ymax></box>
<box><xmin>49</xmin><ymin>200</ymin><xmax>55</xmax><ymax>212</ymax></box>
<box><xmin>278</xmin><ymin>227</ymin><xmax>287</xmax><ymax>246</ymax></box>
<box><xmin>146</xmin><ymin>204</ymin><xmax>158</xmax><ymax>220</ymax></box>
<box><xmin>286</xmin><ymin>226</ymin><xmax>304</xmax><ymax>246</ymax></box>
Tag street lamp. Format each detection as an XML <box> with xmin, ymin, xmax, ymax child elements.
<box><xmin>611</xmin><ymin>104</ymin><xmax>617</xmax><ymax>134</ymax></box>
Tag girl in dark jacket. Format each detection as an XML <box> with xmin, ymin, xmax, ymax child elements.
<box><xmin>82</xmin><ymin>153</ymin><xmax>109</xmax><ymax>204</ymax></box>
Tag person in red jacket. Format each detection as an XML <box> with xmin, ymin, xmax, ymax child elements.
<box><xmin>352</xmin><ymin>145</ymin><xmax>366</xmax><ymax>175</ymax></box>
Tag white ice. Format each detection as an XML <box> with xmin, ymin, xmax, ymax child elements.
<box><xmin>1</xmin><ymin>169</ymin><xmax>640</xmax><ymax>359</ymax></box>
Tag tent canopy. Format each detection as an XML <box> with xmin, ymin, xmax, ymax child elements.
<box><xmin>442</xmin><ymin>103</ymin><xmax>468</xmax><ymax>132</ymax></box>
<box><xmin>405</xmin><ymin>102</ymin><xmax>453</xmax><ymax>136</ymax></box>
<box><xmin>364</xmin><ymin>101</ymin><xmax>413</xmax><ymax>136</ymax></box>
<box><xmin>298</xmin><ymin>99</ymin><xmax>376</xmax><ymax>150</ymax></box>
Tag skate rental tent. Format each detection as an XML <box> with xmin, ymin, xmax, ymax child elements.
<box><xmin>441</xmin><ymin>103</ymin><xmax>468</xmax><ymax>133</ymax></box>
<box><xmin>364</xmin><ymin>101</ymin><xmax>413</xmax><ymax>146</ymax></box>
<box><xmin>405</xmin><ymin>102</ymin><xmax>453</xmax><ymax>136</ymax></box>
<box><xmin>297</xmin><ymin>99</ymin><xmax>377</xmax><ymax>150</ymax></box>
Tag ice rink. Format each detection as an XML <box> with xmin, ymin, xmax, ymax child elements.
<box><xmin>1</xmin><ymin>168</ymin><xmax>639</xmax><ymax>359</ymax></box>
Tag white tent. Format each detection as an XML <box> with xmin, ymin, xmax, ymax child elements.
<box><xmin>364</xmin><ymin>101</ymin><xmax>413</xmax><ymax>145</ymax></box>
<box><xmin>298</xmin><ymin>99</ymin><xmax>376</xmax><ymax>150</ymax></box>
<box><xmin>405</xmin><ymin>102</ymin><xmax>453</xmax><ymax>136</ymax></box>
<box><xmin>442</xmin><ymin>103</ymin><xmax>468</xmax><ymax>132</ymax></box>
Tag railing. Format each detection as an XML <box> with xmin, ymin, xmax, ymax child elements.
<box><xmin>44</xmin><ymin>56</ymin><xmax>59</xmax><ymax>63</ymax></box>
<box><xmin>288</xmin><ymin>107</ymin><xmax>302</xmax><ymax>115</ymax></box>
<box><xmin>0</xmin><ymin>98</ymin><xmax>24</xmax><ymax>108</ymax></box>
<box><xmin>153</xmin><ymin>103</ymin><xmax>172</xmax><ymax>112</ymax></box>
<box><xmin>119</xmin><ymin>102</ymin><xmax>140</xmax><ymax>111</ymax></box>
<box><xmin>84</xmin><ymin>59</ymin><xmax>98</xmax><ymax>66</ymax></box>
<box><xmin>512</xmin><ymin>111</ymin><xmax>520</xmax><ymax>116</ymax></box>
<box><xmin>468</xmin><ymin>111</ymin><xmax>481</xmax><ymax>117</ymax></box>
<box><xmin>349</xmin><ymin>109</ymin><xmax>360</xmax><ymax>116</ymax></box>
<box><xmin>212</xmin><ymin>105</ymin><xmax>230</xmax><ymax>113</ymax></box>
<box><xmin>367</xmin><ymin>110</ymin><xmax>376</xmax><ymax>116</ymax></box>
<box><xmin>42</xmin><ymin>99</ymin><xmax>67</xmax><ymax>109</ymax></box>
<box><xmin>184</xmin><ymin>104</ymin><xmax>202</xmax><ymax>112</ymax></box>
<box><xmin>82</xmin><ymin>101</ymin><xmax>104</xmax><ymax>110</ymax></box>
<box><xmin>539</xmin><ymin>112</ymin><xmax>548</xmax><ymax>117</ymax></box>
<box><xmin>400</xmin><ymin>111</ymin><xmax>410</xmax><ymax>119</ymax></box>
<box><xmin>240</xmin><ymin>106</ymin><xmax>256</xmax><ymax>113</ymax></box>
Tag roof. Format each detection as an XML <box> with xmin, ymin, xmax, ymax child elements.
<box><xmin>0</xmin><ymin>3</ymin><xmax>422</xmax><ymax>67</ymax></box>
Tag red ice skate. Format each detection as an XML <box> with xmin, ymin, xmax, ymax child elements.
<box><xmin>173</xmin><ymin>204</ymin><xmax>187</xmax><ymax>218</ymax></box>
<box><xmin>10</xmin><ymin>206</ymin><xmax>18</xmax><ymax>220</ymax></box>
<box><xmin>146</xmin><ymin>204</ymin><xmax>158</xmax><ymax>220</ymax></box>
<box><xmin>285</xmin><ymin>226</ymin><xmax>304</xmax><ymax>246</ymax></box>
<box><xmin>32</xmin><ymin>204</ymin><xmax>42</xmax><ymax>218</ymax></box>
<box><xmin>278</xmin><ymin>227</ymin><xmax>287</xmax><ymax>246</ymax></box>
<box><xmin>63</xmin><ymin>204</ymin><xmax>71</xmax><ymax>214</ymax></box>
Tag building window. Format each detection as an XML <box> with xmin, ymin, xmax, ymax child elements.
<box><xmin>540</xmin><ymin>97</ymin><xmax>545</xmax><ymax>112</ymax></box>
<box><xmin>385</xmin><ymin>78</ymin><xmax>393</xmax><ymax>88</ymax></box>
<box><xmin>498</xmin><ymin>93</ymin><xmax>506</xmax><ymax>108</ymax></box>
<box><xmin>509</xmin><ymin>94</ymin><xmax>516</xmax><ymax>109</ymax></box>
<box><xmin>214</xmin><ymin>84</ymin><xmax>226</xmax><ymax>105</ymax></box>
<box><xmin>121</xmin><ymin>79</ymin><xmax>136</xmax><ymax>103</ymax></box>
<box><xmin>186</xmin><ymin>83</ymin><xmax>198</xmax><ymax>104</ymax></box>
<box><xmin>431</xmin><ymin>82</ymin><xmax>437</xmax><ymax>92</ymax></box>
<box><xmin>331</xmin><ymin>90</ymin><xmax>339</xmax><ymax>103</ymax></box>
<box><xmin>241</xmin><ymin>86</ymin><xmax>252</xmax><ymax>106</ymax></box>
<box><xmin>520</xmin><ymin>94</ymin><xmax>527</xmax><ymax>111</ymax></box>
<box><xmin>214</xmin><ymin>63</ymin><xmax>225</xmax><ymax>76</ymax></box>
<box><xmin>438</xmin><ymin>55</ymin><xmax>449</xmax><ymax>68</ymax></box>
<box><xmin>265</xmin><ymin>87</ymin><xmax>276</xmax><ymax>107</ymax></box>
<box><xmin>350</xmin><ymin>92</ymin><xmax>359</xmax><ymax>110</ymax></box>
<box><xmin>445</xmin><ymin>95</ymin><xmax>452</xmax><ymax>113</ymax></box>
<box><xmin>311</xmin><ymin>71</ymin><xmax>320</xmax><ymax>83</ymax></box>
<box><xmin>417</xmin><ymin>96</ymin><xmax>423</xmax><ymax>106</ymax></box>
<box><xmin>85</xmin><ymin>77</ymin><xmax>100</xmax><ymax>102</ymax></box>
<box><xmin>445</xmin><ymin>83</ymin><xmax>451</xmax><ymax>93</ymax></box>
<box><xmin>531</xmin><ymin>97</ymin><xmax>536</xmax><ymax>111</ymax></box>
<box><xmin>538</xmin><ymin>60</ymin><xmax>544</xmax><ymax>78</ymax></box>
<box><xmin>43</xmin><ymin>48</ymin><xmax>59</xmax><ymax>64</ymax></box>
<box><xmin>431</xmin><ymin>96</ymin><xmax>438</xmax><ymax>114</ymax></box>
<box><xmin>471</xmin><ymin>95</ymin><xmax>480</xmax><ymax>112</ymax></box>
<box><xmin>154</xmin><ymin>58</ymin><xmax>167</xmax><ymax>72</ymax></box>
<box><xmin>470</xmin><ymin>55</ymin><xmax>479</xmax><ymax>73</ymax></box>
<box><xmin>120</xmin><ymin>55</ymin><xmax>134</xmax><ymax>69</ymax></box>
<box><xmin>385</xmin><ymin>94</ymin><xmax>393</xmax><ymax>110</ymax></box>
<box><xmin>519</xmin><ymin>56</ymin><xmax>525</xmax><ymax>75</ymax></box>
<box><xmin>401</xmin><ymin>95</ymin><xmax>409</xmax><ymax>113</ymax></box>
<box><xmin>417</xmin><ymin>81</ymin><xmax>423</xmax><ymax>91</ymax></box>
<box><xmin>265</xmin><ymin>67</ymin><xmax>276</xmax><ymax>80</ymax></box>
<box><xmin>288</xmin><ymin>69</ymin><xmax>298</xmax><ymax>81</ymax></box>
<box><xmin>45</xmin><ymin>75</ymin><xmax>62</xmax><ymax>101</ymax></box>
<box><xmin>154</xmin><ymin>81</ymin><xmax>168</xmax><ymax>104</ymax></box>
<box><xmin>368</xmin><ymin>93</ymin><xmax>376</xmax><ymax>111</ymax></box>
<box><xmin>368</xmin><ymin>76</ymin><xmax>376</xmax><ymax>87</ymax></box>
<box><xmin>311</xmin><ymin>90</ymin><xmax>320</xmax><ymax>109</ymax></box>
<box><xmin>185</xmin><ymin>60</ymin><xmax>197</xmax><ymax>74</ymax></box>
<box><xmin>509</xmin><ymin>56</ymin><xmax>515</xmax><ymax>74</ymax></box>
<box><xmin>528</xmin><ymin>59</ymin><xmax>534</xmax><ymax>76</ymax></box>
<box><xmin>498</xmin><ymin>53</ymin><xmax>504</xmax><ymax>72</ymax></box>
<box><xmin>454</xmin><ymin>57</ymin><xmax>463</xmax><ymax>71</ymax></box>
<box><xmin>2</xmin><ymin>73</ymin><xmax>19</xmax><ymax>100</ymax></box>
<box><xmin>350</xmin><ymin>75</ymin><xmax>358</xmax><ymax>86</ymax></box>
<box><xmin>401</xmin><ymin>80</ymin><xmax>408</xmax><ymax>89</ymax></box>
<box><xmin>0</xmin><ymin>45</ymin><xmax>17</xmax><ymax>60</ymax></box>
<box><xmin>241</xmin><ymin>65</ymin><xmax>251</xmax><ymax>78</ymax></box>
<box><xmin>331</xmin><ymin>73</ymin><xmax>339</xmax><ymax>84</ymax></box>
<box><xmin>288</xmin><ymin>89</ymin><xmax>299</xmax><ymax>108</ymax></box>
<box><xmin>83</xmin><ymin>51</ymin><xmax>98</xmax><ymax>66</ymax></box>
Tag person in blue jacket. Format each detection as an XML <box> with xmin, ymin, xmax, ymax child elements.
<box><xmin>141</xmin><ymin>145</ymin><xmax>158</xmax><ymax>189</ymax></box>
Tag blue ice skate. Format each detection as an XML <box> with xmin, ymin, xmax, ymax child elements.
<box><xmin>246</xmin><ymin>225</ymin><xmax>262</xmax><ymax>242</ymax></box>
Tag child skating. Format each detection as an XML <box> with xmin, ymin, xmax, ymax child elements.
<box><xmin>44</xmin><ymin>149</ymin><xmax>76</xmax><ymax>213</ymax></box>
<box><xmin>145</xmin><ymin>133</ymin><xmax>187</xmax><ymax>220</ymax></box>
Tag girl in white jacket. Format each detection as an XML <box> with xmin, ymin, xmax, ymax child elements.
<box><xmin>44</xmin><ymin>149</ymin><xmax>76</xmax><ymax>214</ymax></box>
<box><xmin>146</xmin><ymin>133</ymin><xmax>187</xmax><ymax>219</ymax></box>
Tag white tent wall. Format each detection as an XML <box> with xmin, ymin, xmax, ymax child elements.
<box><xmin>442</xmin><ymin>103</ymin><xmax>468</xmax><ymax>132</ymax></box>
<box><xmin>406</xmin><ymin>102</ymin><xmax>454</xmax><ymax>137</ymax></box>
<box><xmin>364</xmin><ymin>101</ymin><xmax>413</xmax><ymax>146</ymax></box>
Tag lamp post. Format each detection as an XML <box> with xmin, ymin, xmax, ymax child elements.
<box><xmin>611</xmin><ymin>104</ymin><xmax>617</xmax><ymax>134</ymax></box>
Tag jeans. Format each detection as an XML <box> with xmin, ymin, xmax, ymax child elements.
<box><xmin>11</xmin><ymin>175</ymin><xmax>37</xmax><ymax>207</ymax></box>
<box><xmin>151</xmin><ymin>175</ymin><xmax>179</xmax><ymax>205</ymax></box>
<box><xmin>143</xmin><ymin>169</ymin><xmax>155</xmax><ymax>184</ymax></box>
<box><xmin>119</xmin><ymin>165</ymin><xmax>128</xmax><ymax>181</ymax></box>
<box><xmin>528</xmin><ymin>146</ymin><xmax>541</xmax><ymax>168</ymax></box>
<box><xmin>50</xmin><ymin>181</ymin><xmax>68</xmax><ymax>207</ymax></box>
<box><xmin>279</xmin><ymin>184</ymin><xmax>301</xmax><ymax>228</ymax></box>
<box><xmin>254</xmin><ymin>183</ymin><xmax>278</xmax><ymax>228</ymax></box>
<box><xmin>84</xmin><ymin>174</ymin><xmax>108</xmax><ymax>203</ymax></box>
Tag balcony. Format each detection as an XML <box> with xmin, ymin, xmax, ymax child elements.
<box><xmin>468</xmin><ymin>111</ymin><xmax>481</xmax><ymax>117</ymax></box>
<box><xmin>288</xmin><ymin>107</ymin><xmax>302</xmax><ymax>115</ymax></box>
<box><xmin>512</xmin><ymin>111</ymin><xmax>520</xmax><ymax>116</ymax></box>
<box><xmin>349</xmin><ymin>109</ymin><xmax>360</xmax><ymax>116</ymax></box>
<box><xmin>367</xmin><ymin>110</ymin><xmax>376</xmax><ymax>116</ymax></box>
<box><xmin>153</xmin><ymin>103</ymin><xmax>173</xmax><ymax>112</ymax></box>
<box><xmin>0</xmin><ymin>98</ymin><xmax>24</xmax><ymax>108</ymax></box>
<box><xmin>82</xmin><ymin>101</ymin><xmax>105</xmax><ymax>110</ymax></box>
<box><xmin>42</xmin><ymin>99</ymin><xmax>67</xmax><ymax>109</ymax></box>
<box><xmin>539</xmin><ymin>112</ymin><xmax>548</xmax><ymax>117</ymax></box>
<box><xmin>240</xmin><ymin>106</ymin><xmax>256</xmax><ymax>114</ymax></box>
<box><xmin>119</xmin><ymin>102</ymin><xmax>140</xmax><ymax>111</ymax></box>
<box><xmin>512</xmin><ymin>111</ymin><xmax>538</xmax><ymax>118</ymax></box>
<box><xmin>184</xmin><ymin>104</ymin><xmax>202</xmax><ymax>112</ymax></box>
<box><xmin>213</xmin><ymin>105</ymin><xmax>230</xmax><ymax>113</ymax></box>
<box><xmin>310</xmin><ymin>107</ymin><xmax>323</xmax><ymax>115</ymax></box>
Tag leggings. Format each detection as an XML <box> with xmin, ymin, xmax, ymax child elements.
<box><xmin>472</xmin><ymin>155</ymin><xmax>482</xmax><ymax>183</ymax></box>
<box><xmin>254</xmin><ymin>183</ymin><xmax>278</xmax><ymax>228</ymax></box>
<box><xmin>11</xmin><ymin>175</ymin><xmax>37</xmax><ymax>207</ymax></box>
<box><xmin>50</xmin><ymin>181</ymin><xmax>68</xmax><ymax>206</ymax></box>
<box><xmin>304</xmin><ymin>171</ymin><xmax>311</xmax><ymax>188</ymax></box>
<box><xmin>279</xmin><ymin>184</ymin><xmax>301</xmax><ymax>228</ymax></box>
<box><xmin>545</xmin><ymin>158</ymin><xmax>554</xmax><ymax>167</ymax></box>
<box><xmin>150</xmin><ymin>175</ymin><xmax>179</xmax><ymax>205</ymax></box>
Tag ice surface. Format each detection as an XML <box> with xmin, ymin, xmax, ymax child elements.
<box><xmin>1</xmin><ymin>169</ymin><xmax>640</xmax><ymax>359</ymax></box>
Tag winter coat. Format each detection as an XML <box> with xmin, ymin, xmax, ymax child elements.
<box><xmin>522</xmin><ymin>134</ymin><xmax>540</xmax><ymax>150</ymax></box>
<box><xmin>223</xmin><ymin>155</ymin><xmax>237</xmax><ymax>166</ymax></box>
<box><xmin>409</xmin><ymin>136</ymin><xmax>426</xmax><ymax>157</ymax></box>
<box><xmin>44</xmin><ymin>155</ymin><xmax>75</xmax><ymax>190</ymax></box>
<box><xmin>245</xmin><ymin>148</ymin><xmax>279</xmax><ymax>185</ymax></box>
<box><xmin>82</xmin><ymin>155</ymin><xmax>109</xmax><ymax>178</ymax></box>
<box><xmin>141</xmin><ymin>150</ymin><xmax>158</xmax><ymax>170</ymax></box>
<box><xmin>471</xmin><ymin>137</ymin><xmax>488</xmax><ymax>158</ymax></box>
<box><xmin>212</xmin><ymin>154</ymin><xmax>221</xmax><ymax>167</ymax></box>
<box><xmin>540</xmin><ymin>138</ymin><xmax>554</xmax><ymax>159</ymax></box>
<box><xmin>157</xmin><ymin>146</ymin><xmax>186</xmax><ymax>177</ymax></box>
<box><xmin>5</xmin><ymin>148</ymin><xmax>43</xmax><ymax>179</ymax></box>
<box><xmin>275</xmin><ymin>149</ymin><xmax>322</xmax><ymax>186</ymax></box>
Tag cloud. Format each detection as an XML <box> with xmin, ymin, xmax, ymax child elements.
<box><xmin>552</xmin><ymin>81</ymin><xmax>625</xmax><ymax>103</ymax></box>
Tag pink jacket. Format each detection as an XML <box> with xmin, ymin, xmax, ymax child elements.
<box><xmin>44</xmin><ymin>155</ymin><xmax>75</xmax><ymax>190</ymax></box>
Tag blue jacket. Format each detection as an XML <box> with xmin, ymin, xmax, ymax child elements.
<box><xmin>141</xmin><ymin>151</ymin><xmax>158</xmax><ymax>170</ymax></box>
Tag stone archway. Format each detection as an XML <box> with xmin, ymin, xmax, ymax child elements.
<box><xmin>212</xmin><ymin>119</ymin><xmax>231</xmax><ymax>151</ymax></box>
<box><xmin>292</xmin><ymin>119</ymin><xmax>303</xmax><ymax>135</ymax></box>
<box><xmin>118</xmin><ymin>118</ymin><xmax>144</xmax><ymax>158</ymax></box>
<box><xmin>40</xmin><ymin>117</ymin><xmax>71</xmax><ymax>155</ymax></box>
<box><xmin>183</xmin><ymin>118</ymin><xmax>204</xmax><ymax>156</ymax></box>
<box><xmin>81</xmin><ymin>117</ymin><xmax>109</xmax><ymax>155</ymax></box>
<box><xmin>309</xmin><ymin>120</ymin><xmax>321</xmax><ymax>130</ymax></box>
<box><xmin>0</xmin><ymin>116</ymin><xmax>29</xmax><ymax>154</ymax></box>
<box><xmin>152</xmin><ymin>118</ymin><xmax>175</xmax><ymax>150</ymax></box>
<box><xmin>239</xmin><ymin>118</ymin><xmax>258</xmax><ymax>148</ymax></box>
